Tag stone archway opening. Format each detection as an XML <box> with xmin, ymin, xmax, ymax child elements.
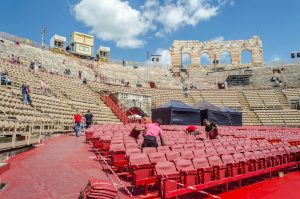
<box><xmin>200</xmin><ymin>53</ymin><xmax>211</xmax><ymax>67</ymax></box>
<box><xmin>182</xmin><ymin>53</ymin><xmax>191</xmax><ymax>68</ymax></box>
<box><xmin>241</xmin><ymin>50</ymin><xmax>252</xmax><ymax>64</ymax></box>
<box><xmin>220</xmin><ymin>51</ymin><xmax>232</xmax><ymax>65</ymax></box>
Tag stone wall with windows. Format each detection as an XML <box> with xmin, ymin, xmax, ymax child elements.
<box><xmin>170</xmin><ymin>36</ymin><xmax>263</xmax><ymax>69</ymax></box>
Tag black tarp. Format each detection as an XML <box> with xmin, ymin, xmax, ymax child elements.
<box><xmin>152</xmin><ymin>100</ymin><xmax>201</xmax><ymax>125</ymax></box>
<box><xmin>194</xmin><ymin>100</ymin><xmax>242</xmax><ymax>126</ymax></box>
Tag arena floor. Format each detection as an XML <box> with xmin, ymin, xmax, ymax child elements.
<box><xmin>0</xmin><ymin>133</ymin><xmax>299</xmax><ymax>199</ymax></box>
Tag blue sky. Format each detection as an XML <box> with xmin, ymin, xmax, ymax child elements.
<box><xmin>0</xmin><ymin>0</ymin><xmax>299</xmax><ymax>63</ymax></box>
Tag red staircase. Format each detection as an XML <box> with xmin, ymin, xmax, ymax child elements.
<box><xmin>99</xmin><ymin>92</ymin><xmax>138</xmax><ymax>124</ymax></box>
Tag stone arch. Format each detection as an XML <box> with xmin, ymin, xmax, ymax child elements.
<box><xmin>200</xmin><ymin>52</ymin><xmax>211</xmax><ymax>66</ymax></box>
<box><xmin>241</xmin><ymin>49</ymin><xmax>252</xmax><ymax>64</ymax></box>
<box><xmin>220</xmin><ymin>51</ymin><xmax>232</xmax><ymax>65</ymax></box>
<box><xmin>181</xmin><ymin>52</ymin><xmax>191</xmax><ymax>67</ymax></box>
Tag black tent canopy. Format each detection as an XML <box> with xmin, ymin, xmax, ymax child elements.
<box><xmin>152</xmin><ymin>100</ymin><xmax>201</xmax><ymax>125</ymax></box>
<box><xmin>194</xmin><ymin>100</ymin><xmax>242</xmax><ymax>126</ymax></box>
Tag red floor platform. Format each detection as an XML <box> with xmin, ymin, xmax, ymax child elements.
<box><xmin>1</xmin><ymin>133</ymin><xmax>299</xmax><ymax>199</ymax></box>
<box><xmin>0</xmin><ymin>134</ymin><xmax>129</xmax><ymax>199</ymax></box>
<box><xmin>219</xmin><ymin>171</ymin><xmax>300</xmax><ymax>199</ymax></box>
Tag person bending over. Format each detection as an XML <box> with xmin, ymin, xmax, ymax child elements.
<box><xmin>142</xmin><ymin>119</ymin><xmax>162</xmax><ymax>148</ymax></box>
<box><xmin>203</xmin><ymin>119</ymin><xmax>218</xmax><ymax>139</ymax></box>
<box><xmin>185</xmin><ymin>125</ymin><xmax>200</xmax><ymax>136</ymax></box>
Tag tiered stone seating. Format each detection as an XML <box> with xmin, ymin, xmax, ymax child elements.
<box><xmin>243</xmin><ymin>90</ymin><xmax>282</xmax><ymax>110</ymax></box>
<box><xmin>255</xmin><ymin>110</ymin><xmax>300</xmax><ymax>127</ymax></box>
<box><xmin>0</xmin><ymin>38</ymin><xmax>96</xmax><ymax>80</ymax></box>
<box><xmin>141</xmin><ymin>88</ymin><xmax>194</xmax><ymax>108</ymax></box>
<box><xmin>283</xmin><ymin>88</ymin><xmax>300</xmax><ymax>102</ymax></box>
<box><xmin>190</xmin><ymin>90</ymin><xmax>242</xmax><ymax>110</ymax></box>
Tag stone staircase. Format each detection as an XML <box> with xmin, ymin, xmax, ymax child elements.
<box><xmin>236</xmin><ymin>91</ymin><xmax>261</xmax><ymax>125</ymax></box>
<box><xmin>275</xmin><ymin>89</ymin><xmax>290</xmax><ymax>109</ymax></box>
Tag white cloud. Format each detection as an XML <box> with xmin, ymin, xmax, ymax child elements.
<box><xmin>271</xmin><ymin>55</ymin><xmax>282</xmax><ymax>62</ymax></box>
<box><xmin>155</xmin><ymin>48</ymin><xmax>172</xmax><ymax>65</ymax></box>
<box><xmin>210</xmin><ymin>36</ymin><xmax>224</xmax><ymax>42</ymax></box>
<box><xmin>156</xmin><ymin>1</ymin><xmax>219</xmax><ymax>33</ymax></box>
<box><xmin>73</xmin><ymin>0</ymin><xmax>232</xmax><ymax>48</ymax></box>
<box><xmin>73</xmin><ymin>0</ymin><xmax>150</xmax><ymax>48</ymax></box>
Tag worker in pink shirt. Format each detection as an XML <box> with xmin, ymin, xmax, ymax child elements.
<box><xmin>142</xmin><ymin>118</ymin><xmax>163</xmax><ymax>148</ymax></box>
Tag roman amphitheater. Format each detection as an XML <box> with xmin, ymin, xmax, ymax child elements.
<box><xmin>0</xmin><ymin>31</ymin><xmax>300</xmax><ymax>199</ymax></box>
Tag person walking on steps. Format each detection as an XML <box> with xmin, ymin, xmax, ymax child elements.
<box><xmin>21</xmin><ymin>82</ymin><xmax>28</xmax><ymax>104</ymax></box>
<box><xmin>84</xmin><ymin>110</ymin><xmax>93</xmax><ymax>129</ymax></box>
<box><xmin>73</xmin><ymin>111</ymin><xmax>82</xmax><ymax>137</ymax></box>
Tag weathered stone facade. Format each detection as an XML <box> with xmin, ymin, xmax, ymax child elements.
<box><xmin>170</xmin><ymin>36</ymin><xmax>263</xmax><ymax>68</ymax></box>
<box><xmin>113</xmin><ymin>92</ymin><xmax>152</xmax><ymax>115</ymax></box>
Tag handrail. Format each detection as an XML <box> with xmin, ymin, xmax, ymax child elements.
<box><xmin>99</xmin><ymin>91</ymin><xmax>132</xmax><ymax>124</ymax></box>
<box><xmin>108</xmin><ymin>93</ymin><xmax>133</xmax><ymax>116</ymax></box>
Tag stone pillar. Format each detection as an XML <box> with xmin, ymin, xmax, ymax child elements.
<box><xmin>170</xmin><ymin>49</ymin><xmax>181</xmax><ymax>68</ymax></box>
<box><xmin>191</xmin><ymin>52</ymin><xmax>200</xmax><ymax>67</ymax></box>
<box><xmin>231</xmin><ymin>49</ymin><xmax>241</xmax><ymax>67</ymax></box>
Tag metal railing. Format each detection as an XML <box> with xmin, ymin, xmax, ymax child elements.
<box><xmin>99</xmin><ymin>91</ymin><xmax>138</xmax><ymax>124</ymax></box>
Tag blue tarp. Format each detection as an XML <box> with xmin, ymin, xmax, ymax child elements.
<box><xmin>152</xmin><ymin>100</ymin><xmax>201</xmax><ymax>125</ymax></box>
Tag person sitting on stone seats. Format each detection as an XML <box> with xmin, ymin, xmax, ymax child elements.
<box><xmin>83</xmin><ymin>78</ymin><xmax>87</xmax><ymax>85</ymax></box>
<box><xmin>0</xmin><ymin>70</ymin><xmax>12</xmax><ymax>86</ymax></box>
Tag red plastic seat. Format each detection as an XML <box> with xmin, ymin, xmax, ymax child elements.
<box><xmin>216</xmin><ymin>147</ymin><xmax>228</xmax><ymax>155</ymax></box>
<box><xmin>184</xmin><ymin>144</ymin><xmax>195</xmax><ymax>151</ymax></box>
<box><xmin>221</xmin><ymin>154</ymin><xmax>240</xmax><ymax>177</ymax></box>
<box><xmin>148</xmin><ymin>152</ymin><xmax>167</xmax><ymax>164</ymax></box>
<box><xmin>226</xmin><ymin>146</ymin><xmax>236</xmax><ymax>154</ymax></box>
<box><xmin>157</xmin><ymin>146</ymin><xmax>171</xmax><ymax>153</ymax></box>
<box><xmin>175</xmin><ymin>159</ymin><xmax>197</xmax><ymax>186</ymax></box>
<box><xmin>244</xmin><ymin>145</ymin><xmax>252</xmax><ymax>152</ymax></box>
<box><xmin>222</xmin><ymin>142</ymin><xmax>230</xmax><ymax>148</ymax></box>
<box><xmin>193</xmin><ymin>150</ymin><xmax>207</xmax><ymax>158</ymax></box>
<box><xmin>180</xmin><ymin>150</ymin><xmax>194</xmax><ymax>160</ymax></box>
<box><xmin>262</xmin><ymin>149</ymin><xmax>275</xmax><ymax>167</ymax></box>
<box><xmin>253</xmin><ymin>151</ymin><xmax>266</xmax><ymax>170</ymax></box>
<box><xmin>244</xmin><ymin>151</ymin><xmax>257</xmax><ymax>172</ymax></box>
<box><xmin>125</xmin><ymin>143</ymin><xmax>139</xmax><ymax>150</ymax></box>
<box><xmin>284</xmin><ymin>146</ymin><xmax>296</xmax><ymax>162</ymax></box>
<box><xmin>192</xmin><ymin>157</ymin><xmax>212</xmax><ymax>183</ymax></box>
<box><xmin>155</xmin><ymin>161</ymin><xmax>180</xmax><ymax>197</ymax></box>
<box><xmin>195</xmin><ymin>142</ymin><xmax>205</xmax><ymax>150</ymax></box>
<box><xmin>208</xmin><ymin>155</ymin><xmax>227</xmax><ymax>180</ymax></box>
<box><xmin>172</xmin><ymin>145</ymin><xmax>184</xmax><ymax>152</ymax></box>
<box><xmin>235</xmin><ymin>146</ymin><xmax>245</xmax><ymax>153</ymax></box>
<box><xmin>129</xmin><ymin>154</ymin><xmax>156</xmax><ymax>195</ymax></box>
<box><xmin>251</xmin><ymin>144</ymin><xmax>260</xmax><ymax>151</ymax></box>
<box><xmin>205</xmin><ymin>148</ymin><xmax>218</xmax><ymax>157</ymax></box>
<box><xmin>109</xmin><ymin>144</ymin><xmax>126</xmax><ymax>169</ymax></box>
<box><xmin>126</xmin><ymin>148</ymin><xmax>141</xmax><ymax>157</ymax></box>
<box><xmin>143</xmin><ymin>147</ymin><xmax>157</xmax><ymax>155</ymax></box>
<box><xmin>204</xmin><ymin>142</ymin><xmax>214</xmax><ymax>149</ymax></box>
<box><xmin>166</xmin><ymin>151</ymin><xmax>181</xmax><ymax>162</ymax></box>
<box><xmin>278</xmin><ymin>147</ymin><xmax>289</xmax><ymax>164</ymax></box>
<box><xmin>213</xmin><ymin>142</ymin><xmax>222</xmax><ymax>148</ymax></box>
<box><xmin>270</xmin><ymin>148</ymin><xmax>282</xmax><ymax>166</ymax></box>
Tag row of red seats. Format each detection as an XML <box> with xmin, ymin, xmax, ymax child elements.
<box><xmin>128</xmin><ymin>147</ymin><xmax>299</xmax><ymax>198</ymax></box>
